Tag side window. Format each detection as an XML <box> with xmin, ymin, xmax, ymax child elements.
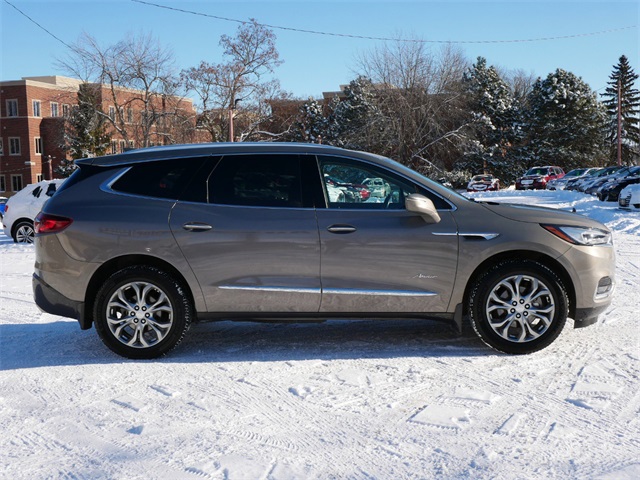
<box><xmin>318</xmin><ymin>156</ymin><xmax>450</xmax><ymax>210</ymax></box>
<box><xmin>208</xmin><ymin>154</ymin><xmax>304</xmax><ymax>208</ymax></box>
<box><xmin>32</xmin><ymin>186</ymin><xmax>42</xmax><ymax>198</ymax></box>
<box><xmin>111</xmin><ymin>157</ymin><xmax>208</xmax><ymax>200</ymax></box>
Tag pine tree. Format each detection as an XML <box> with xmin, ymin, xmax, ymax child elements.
<box><xmin>460</xmin><ymin>57</ymin><xmax>519</xmax><ymax>181</ymax></box>
<box><xmin>330</xmin><ymin>76</ymin><xmax>381</xmax><ymax>151</ymax></box>
<box><xmin>291</xmin><ymin>98</ymin><xmax>328</xmax><ymax>143</ymax></box>
<box><xmin>521</xmin><ymin>69</ymin><xmax>608</xmax><ymax>171</ymax></box>
<box><xmin>60</xmin><ymin>83</ymin><xmax>111</xmax><ymax>176</ymax></box>
<box><xmin>601</xmin><ymin>55</ymin><xmax>640</xmax><ymax>165</ymax></box>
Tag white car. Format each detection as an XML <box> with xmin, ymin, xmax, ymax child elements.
<box><xmin>618</xmin><ymin>184</ymin><xmax>640</xmax><ymax>210</ymax></box>
<box><xmin>363</xmin><ymin>177</ymin><xmax>390</xmax><ymax>198</ymax></box>
<box><xmin>3</xmin><ymin>179</ymin><xmax>66</xmax><ymax>243</ymax></box>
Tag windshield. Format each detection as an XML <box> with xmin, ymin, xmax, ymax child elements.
<box><xmin>525</xmin><ymin>167</ymin><xmax>550</xmax><ymax>176</ymax></box>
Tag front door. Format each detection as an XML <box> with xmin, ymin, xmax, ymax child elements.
<box><xmin>316</xmin><ymin>156</ymin><xmax>459</xmax><ymax>314</ymax></box>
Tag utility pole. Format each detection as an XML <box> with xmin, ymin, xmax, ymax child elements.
<box><xmin>617</xmin><ymin>77</ymin><xmax>622</xmax><ymax>166</ymax></box>
<box><xmin>228</xmin><ymin>98</ymin><xmax>242</xmax><ymax>142</ymax></box>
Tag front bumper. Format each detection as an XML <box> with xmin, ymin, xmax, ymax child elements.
<box><xmin>33</xmin><ymin>273</ymin><xmax>88</xmax><ymax>329</ymax></box>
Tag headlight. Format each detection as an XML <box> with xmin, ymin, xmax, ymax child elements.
<box><xmin>541</xmin><ymin>224</ymin><xmax>612</xmax><ymax>246</ymax></box>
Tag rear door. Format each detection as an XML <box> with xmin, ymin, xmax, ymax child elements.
<box><xmin>170</xmin><ymin>154</ymin><xmax>322</xmax><ymax>313</ymax></box>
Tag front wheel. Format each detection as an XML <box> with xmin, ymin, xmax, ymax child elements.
<box><xmin>468</xmin><ymin>260</ymin><xmax>568</xmax><ymax>354</ymax></box>
<box><xmin>94</xmin><ymin>266</ymin><xmax>193</xmax><ymax>359</ymax></box>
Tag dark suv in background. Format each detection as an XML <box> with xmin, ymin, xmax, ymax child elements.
<box><xmin>33</xmin><ymin>143</ymin><xmax>615</xmax><ymax>358</ymax></box>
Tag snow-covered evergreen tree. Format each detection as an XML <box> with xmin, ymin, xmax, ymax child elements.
<box><xmin>520</xmin><ymin>69</ymin><xmax>608</xmax><ymax>171</ymax></box>
<box><xmin>460</xmin><ymin>57</ymin><xmax>520</xmax><ymax>181</ymax></box>
<box><xmin>330</xmin><ymin>76</ymin><xmax>381</xmax><ymax>150</ymax></box>
<box><xmin>60</xmin><ymin>83</ymin><xmax>111</xmax><ymax>176</ymax></box>
<box><xmin>601</xmin><ymin>55</ymin><xmax>640</xmax><ymax>165</ymax></box>
<box><xmin>291</xmin><ymin>98</ymin><xmax>328</xmax><ymax>143</ymax></box>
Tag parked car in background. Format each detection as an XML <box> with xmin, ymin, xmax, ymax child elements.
<box><xmin>584</xmin><ymin>166</ymin><xmax>634</xmax><ymax>195</ymax></box>
<box><xmin>362</xmin><ymin>177</ymin><xmax>390</xmax><ymax>198</ymax></box>
<box><xmin>3</xmin><ymin>179</ymin><xmax>66</xmax><ymax>243</ymax></box>
<box><xmin>597</xmin><ymin>166</ymin><xmax>640</xmax><ymax>202</ymax></box>
<box><xmin>575</xmin><ymin>166</ymin><xmax>623</xmax><ymax>193</ymax></box>
<box><xmin>565</xmin><ymin>168</ymin><xmax>608</xmax><ymax>191</ymax></box>
<box><xmin>467</xmin><ymin>174</ymin><xmax>500</xmax><ymax>192</ymax></box>
<box><xmin>33</xmin><ymin>143</ymin><xmax>615</xmax><ymax>359</ymax></box>
<box><xmin>547</xmin><ymin>168</ymin><xmax>597</xmax><ymax>190</ymax></box>
<box><xmin>618</xmin><ymin>183</ymin><xmax>640</xmax><ymax>210</ymax></box>
<box><xmin>515</xmin><ymin>166</ymin><xmax>564</xmax><ymax>190</ymax></box>
<box><xmin>0</xmin><ymin>196</ymin><xmax>7</xmax><ymax>219</ymax></box>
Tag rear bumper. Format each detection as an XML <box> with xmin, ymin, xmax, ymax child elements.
<box><xmin>33</xmin><ymin>273</ymin><xmax>89</xmax><ymax>329</ymax></box>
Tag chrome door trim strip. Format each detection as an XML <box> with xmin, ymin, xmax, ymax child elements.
<box><xmin>219</xmin><ymin>285</ymin><xmax>321</xmax><ymax>294</ymax></box>
<box><xmin>431</xmin><ymin>232</ymin><xmax>499</xmax><ymax>240</ymax></box>
<box><xmin>323</xmin><ymin>288</ymin><xmax>437</xmax><ymax>297</ymax></box>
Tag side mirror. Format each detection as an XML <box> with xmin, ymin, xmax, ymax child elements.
<box><xmin>406</xmin><ymin>194</ymin><xmax>441</xmax><ymax>224</ymax></box>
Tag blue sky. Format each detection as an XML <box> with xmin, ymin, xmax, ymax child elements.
<box><xmin>1</xmin><ymin>0</ymin><xmax>638</xmax><ymax>99</ymax></box>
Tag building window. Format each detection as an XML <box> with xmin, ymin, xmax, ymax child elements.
<box><xmin>33</xmin><ymin>100</ymin><xmax>41</xmax><ymax>117</ymax></box>
<box><xmin>62</xmin><ymin>104</ymin><xmax>70</xmax><ymax>117</ymax></box>
<box><xmin>127</xmin><ymin>108</ymin><xmax>133</xmax><ymax>123</ymax></box>
<box><xmin>128</xmin><ymin>140</ymin><xmax>135</xmax><ymax>149</ymax></box>
<box><xmin>51</xmin><ymin>102</ymin><xmax>59</xmax><ymax>117</ymax></box>
<box><xmin>11</xmin><ymin>175</ymin><xmax>23</xmax><ymax>192</ymax></box>
<box><xmin>119</xmin><ymin>140</ymin><xmax>126</xmax><ymax>153</ymax></box>
<box><xmin>9</xmin><ymin>137</ymin><xmax>21</xmax><ymax>155</ymax></box>
<box><xmin>0</xmin><ymin>176</ymin><xmax>5</xmax><ymax>192</ymax></box>
<box><xmin>111</xmin><ymin>140</ymin><xmax>117</xmax><ymax>154</ymax></box>
<box><xmin>6</xmin><ymin>99</ymin><xmax>18</xmax><ymax>117</ymax></box>
<box><xmin>0</xmin><ymin>138</ymin><xmax>3</xmax><ymax>155</ymax></box>
<box><xmin>109</xmin><ymin>106</ymin><xmax>116</xmax><ymax>121</ymax></box>
<box><xmin>35</xmin><ymin>137</ymin><xmax>43</xmax><ymax>155</ymax></box>
<box><xmin>37</xmin><ymin>173</ymin><xmax>44</xmax><ymax>182</ymax></box>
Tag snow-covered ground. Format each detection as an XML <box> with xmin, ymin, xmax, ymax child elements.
<box><xmin>1</xmin><ymin>190</ymin><xmax>639</xmax><ymax>479</ymax></box>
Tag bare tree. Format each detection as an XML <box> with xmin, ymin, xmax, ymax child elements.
<box><xmin>354</xmin><ymin>40</ymin><xmax>471</xmax><ymax>171</ymax></box>
<box><xmin>58</xmin><ymin>32</ymin><xmax>189</xmax><ymax>148</ymax></box>
<box><xmin>181</xmin><ymin>19</ymin><xmax>284</xmax><ymax>142</ymax></box>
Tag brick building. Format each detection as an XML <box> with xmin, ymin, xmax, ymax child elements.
<box><xmin>0</xmin><ymin>76</ymin><xmax>198</xmax><ymax>196</ymax></box>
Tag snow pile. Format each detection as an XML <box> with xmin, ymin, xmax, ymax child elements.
<box><xmin>1</xmin><ymin>191</ymin><xmax>639</xmax><ymax>479</ymax></box>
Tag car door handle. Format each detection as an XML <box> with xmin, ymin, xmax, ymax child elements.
<box><xmin>327</xmin><ymin>224</ymin><xmax>357</xmax><ymax>234</ymax></box>
<box><xmin>183</xmin><ymin>222</ymin><xmax>213</xmax><ymax>232</ymax></box>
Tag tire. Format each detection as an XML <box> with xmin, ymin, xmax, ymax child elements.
<box><xmin>13</xmin><ymin>220</ymin><xmax>35</xmax><ymax>243</ymax></box>
<box><xmin>468</xmin><ymin>260</ymin><xmax>568</xmax><ymax>354</ymax></box>
<box><xmin>93</xmin><ymin>266</ymin><xmax>192</xmax><ymax>359</ymax></box>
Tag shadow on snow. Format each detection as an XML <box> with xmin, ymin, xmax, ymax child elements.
<box><xmin>0</xmin><ymin>318</ymin><xmax>494</xmax><ymax>370</ymax></box>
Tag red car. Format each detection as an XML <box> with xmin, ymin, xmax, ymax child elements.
<box><xmin>467</xmin><ymin>174</ymin><xmax>500</xmax><ymax>192</ymax></box>
<box><xmin>516</xmin><ymin>166</ymin><xmax>565</xmax><ymax>190</ymax></box>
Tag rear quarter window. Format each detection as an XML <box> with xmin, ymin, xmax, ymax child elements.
<box><xmin>111</xmin><ymin>158</ymin><xmax>208</xmax><ymax>200</ymax></box>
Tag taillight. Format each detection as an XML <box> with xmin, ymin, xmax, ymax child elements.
<box><xmin>34</xmin><ymin>212</ymin><xmax>73</xmax><ymax>235</ymax></box>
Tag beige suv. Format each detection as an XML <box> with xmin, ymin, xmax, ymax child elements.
<box><xmin>33</xmin><ymin>143</ymin><xmax>615</xmax><ymax>358</ymax></box>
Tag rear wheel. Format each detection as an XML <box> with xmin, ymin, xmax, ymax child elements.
<box><xmin>468</xmin><ymin>260</ymin><xmax>568</xmax><ymax>354</ymax></box>
<box><xmin>13</xmin><ymin>220</ymin><xmax>34</xmax><ymax>243</ymax></box>
<box><xmin>94</xmin><ymin>266</ymin><xmax>192</xmax><ymax>359</ymax></box>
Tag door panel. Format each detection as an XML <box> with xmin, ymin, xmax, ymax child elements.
<box><xmin>317</xmin><ymin>209</ymin><xmax>459</xmax><ymax>313</ymax></box>
<box><xmin>170</xmin><ymin>203</ymin><xmax>321</xmax><ymax>313</ymax></box>
<box><xmin>169</xmin><ymin>153</ymin><xmax>321</xmax><ymax>313</ymax></box>
<box><xmin>316</xmin><ymin>155</ymin><xmax>459</xmax><ymax>313</ymax></box>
